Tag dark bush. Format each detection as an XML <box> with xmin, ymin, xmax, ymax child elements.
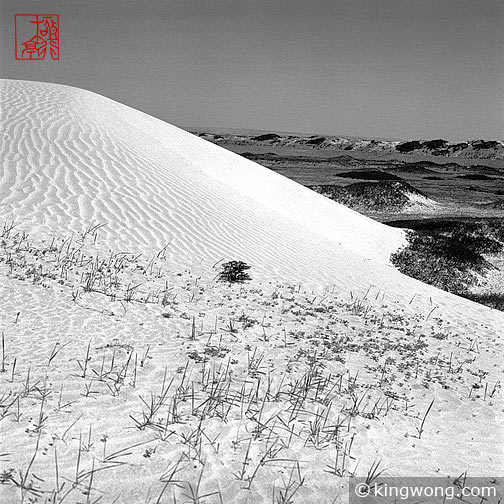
<box><xmin>472</xmin><ymin>140</ymin><xmax>499</xmax><ymax>150</ymax></box>
<box><xmin>391</xmin><ymin>221</ymin><xmax>504</xmax><ymax>304</ymax></box>
<box><xmin>311</xmin><ymin>181</ymin><xmax>426</xmax><ymax>212</ymax></box>
<box><xmin>336</xmin><ymin>170</ymin><xmax>401</xmax><ymax>181</ymax></box>
<box><xmin>391</xmin><ymin>232</ymin><xmax>484</xmax><ymax>294</ymax></box>
<box><xmin>457</xmin><ymin>174</ymin><xmax>493</xmax><ymax>180</ymax></box>
<box><xmin>306</xmin><ymin>137</ymin><xmax>326</xmax><ymax>145</ymax></box>
<box><xmin>252</xmin><ymin>133</ymin><xmax>281</xmax><ymax>141</ymax></box>
<box><xmin>425</xmin><ymin>139</ymin><xmax>448</xmax><ymax>150</ymax></box>
<box><xmin>396</xmin><ymin>141</ymin><xmax>425</xmax><ymax>153</ymax></box>
<box><xmin>450</xmin><ymin>142</ymin><xmax>469</xmax><ymax>151</ymax></box>
<box><xmin>463</xmin><ymin>293</ymin><xmax>504</xmax><ymax>311</ymax></box>
<box><xmin>218</xmin><ymin>261</ymin><xmax>252</xmax><ymax>283</ymax></box>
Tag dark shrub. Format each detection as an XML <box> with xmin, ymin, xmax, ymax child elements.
<box><xmin>450</xmin><ymin>142</ymin><xmax>469</xmax><ymax>151</ymax></box>
<box><xmin>457</xmin><ymin>174</ymin><xmax>493</xmax><ymax>180</ymax></box>
<box><xmin>311</xmin><ymin>181</ymin><xmax>426</xmax><ymax>212</ymax></box>
<box><xmin>337</xmin><ymin>170</ymin><xmax>401</xmax><ymax>181</ymax></box>
<box><xmin>391</xmin><ymin>221</ymin><xmax>504</xmax><ymax>306</ymax></box>
<box><xmin>396</xmin><ymin>141</ymin><xmax>425</xmax><ymax>153</ymax></box>
<box><xmin>463</xmin><ymin>293</ymin><xmax>504</xmax><ymax>311</ymax></box>
<box><xmin>218</xmin><ymin>261</ymin><xmax>252</xmax><ymax>283</ymax></box>
<box><xmin>391</xmin><ymin>232</ymin><xmax>484</xmax><ymax>294</ymax></box>
<box><xmin>472</xmin><ymin>140</ymin><xmax>499</xmax><ymax>150</ymax></box>
<box><xmin>425</xmin><ymin>139</ymin><xmax>448</xmax><ymax>150</ymax></box>
<box><xmin>252</xmin><ymin>133</ymin><xmax>281</xmax><ymax>142</ymax></box>
<box><xmin>306</xmin><ymin>137</ymin><xmax>326</xmax><ymax>145</ymax></box>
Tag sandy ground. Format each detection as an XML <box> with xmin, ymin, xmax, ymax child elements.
<box><xmin>0</xmin><ymin>80</ymin><xmax>503</xmax><ymax>503</ymax></box>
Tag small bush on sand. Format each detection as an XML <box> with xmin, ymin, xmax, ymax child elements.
<box><xmin>218</xmin><ymin>261</ymin><xmax>252</xmax><ymax>283</ymax></box>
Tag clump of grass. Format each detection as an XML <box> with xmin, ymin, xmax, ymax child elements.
<box><xmin>218</xmin><ymin>261</ymin><xmax>252</xmax><ymax>283</ymax></box>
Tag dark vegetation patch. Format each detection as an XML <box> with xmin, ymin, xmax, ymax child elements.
<box><xmin>457</xmin><ymin>174</ymin><xmax>494</xmax><ymax>181</ymax></box>
<box><xmin>424</xmin><ymin>139</ymin><xmax>448</xmax><ymax>150</ymax></box>
<box><xmin>239</xmin><ymin>153</ymin><xmax>367</xmax><ymax>168</ymax></box>
<box><xmin>252</xmin><ymin>133</ymin><xmax>281</xmax><ymax>142</ymax></box>
<box><xmin>387</xmin><ymin>217</ymin><xmax>504</xmax><ymax>236</ymax></box>
<box><xmin>390</xmin><ymin>220</ymin><xmax>504</xmax><ymax>310</ymax></box>
<box><xmin>395</xmin><ymin>138</ymin><xmax>502</xmax><ymax>156</ymax></box>
<box><xmin>386</xmin><ymin>164</ymin><xmax>439</xmax><ymax>175</ymax></box>
<box><xmin>463</xmin><ymin>292</ymin><xmax>504</xmax><ymax>311</ymax></box>
<box><xmin>396</xmin><ymin>141</ymin><xmax>425</xmax><ymax>153</ymax></box>
<box><xmin>218</xmin><ymin>260</ymin><xmax>252</xmax><ymax>283</ymax></box>
<box><xmin>240</xmin><ymin>152</ymin><xmax>279</xmax><ymax>161</ymax></box>
<box><xmin>450</xmin><ymin>142</ymin><xmax>469</xmax><ymax>151</ymax></box>
<box><xmin>431</xmin><ymin>149</ymin><xmax>450</xmax><ymax>156</ymax></box>
<box><xmin>306</xmin><ymin>136</ymin><xmax>326</xmax><ymax>145</ymax></box>
<box><xmin>472</xmin><ymin>140</ymin><xmax>500</xmax><ymax>150</ymax></box>
<box><xmin>310</xmin><ymin>181</ymin><xmax>426</xmax><ymax>211</ymax></box>
<box><xmin>336</xmin><ymin>170</ymin><xmax>402</xmax><ymax>181</ymax></box>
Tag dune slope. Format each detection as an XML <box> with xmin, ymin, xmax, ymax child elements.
<box><xmin>1</xmin><ymin>79</ymin><xmax>404</xmax><ymax>274</ymax></box>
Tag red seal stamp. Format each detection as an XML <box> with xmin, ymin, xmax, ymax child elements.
<box><xmin>15</xmin><ymin>14</ymin><xmax>60</xmax><ymax>60</ymax></box>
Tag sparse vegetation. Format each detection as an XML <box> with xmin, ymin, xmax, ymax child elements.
<box><xmin>252</xmin><ymin>133</ymin><xmax>281</xmax><ymax>142</ymax></box>
<box><xmin>391</xmin><ymin>220</ymin><xmax>504</xmax><ymax>308</ymax></box>
<box><xmin>472</xmin><ymin>140</ymin><xmax>500</xmax><ymax>150</ymax></box>
<box><xmin>424</xmin><ymin>139</ymin><xmax>448</xmax><ymax>150</ymax></box>
<box><xmin>396</xmin><ymin>140</ymin><xmax>425</xmax><ymax>153</ymax></box>
<box><xmin>306</xmin><ymin>136</ymin><xmax>326</xmax><ymax>145</ymax></box>
<box><xmin>311</xmin><ymin>181</ymin><xmax>428</xmax><ymax>212</ymax></box>
<box><xmin>336</xmin><ymin>170</ymin><xmax>401</xmax><ymax>181</ymax></box>
<box><xmin>0</xmin><ymin>222</ymin><xmax>501</xmax><ymax>502</ymax></box>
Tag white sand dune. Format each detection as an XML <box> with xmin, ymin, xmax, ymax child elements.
<box><xmin>0</xmin><ymin>80</ymin><xmax>503</xmax><ymax>503</ymax></box>
<box><xmin>1</xmin><ymin>79</ymin><xmax>403</xmax><ymax>271</ymax></box>
<box><xmin>1</xmin><ymin>79</ymin><xmax>502</xmax><ymax>311</ymax></box>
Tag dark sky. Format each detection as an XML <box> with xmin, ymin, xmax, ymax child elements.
<box><xmin>1</xmin><ymin>0</ymin><xmax>503</xmax><ymax>140</ymax></box>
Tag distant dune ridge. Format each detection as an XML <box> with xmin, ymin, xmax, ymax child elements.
<box><xmin>202</xmin><ymin>130</ymin><xmax>504</xmax><ymax>161</ymax></box>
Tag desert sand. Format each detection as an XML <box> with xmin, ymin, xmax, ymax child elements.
<box><xmin>0</xmin><ymin>79</ymin><xmax>502</xmax><ymax>503</ymax></box>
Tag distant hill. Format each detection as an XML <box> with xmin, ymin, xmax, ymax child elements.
<box><xmin>309</xmin><ymin>181</ymin><xmax>437</xmax><ymax>212</ymax></box>
<box><xmin>199</xmin><ymin>130</ymin><xmax>504</xmax><ymax>162</ymax></box>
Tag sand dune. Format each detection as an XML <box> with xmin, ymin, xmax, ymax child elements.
<box><xmin>2</xmin><ymin>79</ymin><xmax>502</xmax><ymax>310</ymax></box>
<box><xmin>0</xmin><ymin>80</ymin><xmax>502</xmax><ymax>503</ymax></box>
<box><xmin>1</xmin><ymin>79</ymin><xmax>403</xmax><ymax>269</ymax></box>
